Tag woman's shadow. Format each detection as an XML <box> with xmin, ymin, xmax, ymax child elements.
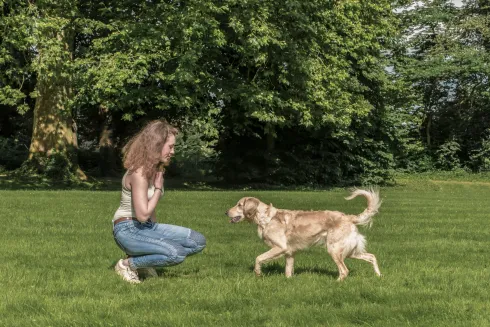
<box><xmin>108</xmin><ymin>260</ymin><xmax>200</xmax><ymax>280</ymax></box>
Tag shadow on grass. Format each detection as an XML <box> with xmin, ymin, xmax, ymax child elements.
<box><xmin>0</xmin><ymin>174</ymin><xmax>121</xmax><ymax>191</ymax></box>
<box><xmin>0</xmin><ymin>174</ymin><xmax>216</xmax><ymax>191</ymax></box>
<box><xmin>249</xmin><ymin>262</ymin><xmax>340</xmax><ymax>279</ymax></box>
<box><xmin>0</xmin><ymin>173</ymin><xmax>340</xmax><ymax>192</ymax></box>
<box><xmin>108</xmin><ymin>259</ymin><xmax>201</xmax><ymax>281</ymax></box>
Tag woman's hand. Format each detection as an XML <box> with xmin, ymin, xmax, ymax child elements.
<box><xmin>154</xmin><ymin>171</ymin><xmax>164</xmax><ymax>189</ymax></box>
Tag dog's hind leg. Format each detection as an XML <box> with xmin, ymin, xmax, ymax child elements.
<box><xmin>254</xmin><ymin>247</ymin><xmax>286</xmax><ymax>276</ymax></box>
<box><xmin>349</xmin><ymin>253</ymin><xmax>381</xmax><ymax>277</ymax></box>
<box><xmin>328</xmin><ymin>245</ymin><xmax>349</xmax><ymax>281</ymax></box>
<box><xmin>285</xmin><ymin>254</ymin><xmax>295</xmax><ymax>278</ymax></box>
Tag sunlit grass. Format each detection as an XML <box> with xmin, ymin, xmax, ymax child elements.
<box><xmin>1</xmin><ymin>181</ymin><xmax>489</xmax><ymax>326</ymax></box>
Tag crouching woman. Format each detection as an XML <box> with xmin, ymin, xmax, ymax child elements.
<box><xmin>112</xmin><ymin>119</ymin><xmax>206</xmax><ymax>283</ymax></box>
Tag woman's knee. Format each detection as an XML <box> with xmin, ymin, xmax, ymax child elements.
<box><xmin>168</xmin><ymin>245</ymin><xmax>188</xmax><ymax>265</ymax></box>
<box><xmin>171</xmin><ymin>255</ymin><xmax>186</xmax><ymax>265</ymax></box>
<box><xmin>189</xmin><ymin>230</ymin><xmax>206</xmax><ymax>249</ymax></box>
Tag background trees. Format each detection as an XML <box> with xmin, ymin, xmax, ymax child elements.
<box><xmin>391</xmin><ymin>0</ymin><xmax>490</xmax><ymax>172</ymax></box>
<box><xmin>1</xmin><ymin>0</ymin><xmax>489</xmax><ymax>186</ymax></box>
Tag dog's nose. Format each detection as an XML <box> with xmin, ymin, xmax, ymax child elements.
<box><xmin>225</xmin><ymin>211</ymin><xmax>228</xmax><ymax>216</ymax></box>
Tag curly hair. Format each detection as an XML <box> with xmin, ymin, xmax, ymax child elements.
<box><xmin>122</xmin><ymin>119</ymin><xmax>179</xmax><ymax>181</ymax></box>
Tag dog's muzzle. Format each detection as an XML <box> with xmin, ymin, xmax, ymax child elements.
<box><xmin>226</xmin><ymin>210</ymin><xmax>242</xmax><ymax>223</ymax></box>
<box><xmin>229</xmin><ymin>216</ymin><xmax>242</xmax><ymax>223</ymax></box>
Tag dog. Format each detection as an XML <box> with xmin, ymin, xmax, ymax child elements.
<box><xmin>226</xmin><ymin>189</ymin><xmax>382</xmax><ymax>281</ymax></box>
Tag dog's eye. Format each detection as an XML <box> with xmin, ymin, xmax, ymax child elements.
<box><xmin>238</xmin><ymin>203</ymin><xmax>243</xmax><ymax>207</ymax></box>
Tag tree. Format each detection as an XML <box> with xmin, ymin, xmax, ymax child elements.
<box><xmin>215</xmin><ymin>0</ymin><xmax>397</xmax><ymax>184</ymax></box>
<box><xmin>71</xmin><ymin>0</ymin><xmax>226</xmax><ymax>177</ymax></box>
<box><xmin>1</xmin><ymin>0</ymin><xmax>86</xmax><ymax>180</ymax></box>
<box><xmin>1</xmin><ymin>0</ymin><xmax>405</xmax><ymax>185</ymax></box>
<box><xmin>393</xmin><ymin>0</ymin><xmax>490</xmax><ymax>170</ymax></box>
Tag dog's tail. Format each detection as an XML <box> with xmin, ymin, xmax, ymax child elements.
<box><xmin>345</xmin><ymin>188</ymin><xmax>381</xmax><ymax>228</ymax></box>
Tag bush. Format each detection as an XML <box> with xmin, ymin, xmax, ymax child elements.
<box><xmin>0</xmin><ymin>136</ymin><xmax>29</xmax><ymax>170</ymax></box>
<box><xmin>43</xmin><ymin>151</ymin><xmax>75</xmax><ymax>181</ymax></box>
<box><xmin>469</xmin><ymin>136</ymin><xmax>490</xmax><ymax>172</ymax></box>
<box><xmin>12</xmin><ymin>149</ymin><xmax>81</xmax><ymax>184</ymax></box>
<box><xmin>216</xmin><ymin>125</ymin><xmax>396</xmax><ymax>187</ymax></box>
<box><xmin>167</xmin><ymin>119</ymin><xmax>218</xmax><ymax>180</ymax></box>
<box><xmin>435</xmin><ymin>139</ymin><xmax>461</xmax><ymax>171</ymax></box>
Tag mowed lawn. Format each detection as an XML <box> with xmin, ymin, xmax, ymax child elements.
<box><xmin>1</xmin><ymin>181</ymin><xmax>489</xmax><ymax>326</ymax></box>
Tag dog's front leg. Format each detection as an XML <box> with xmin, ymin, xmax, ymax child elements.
<box><xmin>254</xmin><ymin>247</ymin><xmax>286</xmax><ymax>276</ymax></box>
<box><xmin>285</xmin><ymin>254</ymin><xmax>295</xmax><ymax>278</ymax></box>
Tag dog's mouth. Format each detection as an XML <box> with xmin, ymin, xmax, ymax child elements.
<box><xmin>229</xmin><ymin>216</ymin><xmax>242</xmax><ymax>223</ymax></box>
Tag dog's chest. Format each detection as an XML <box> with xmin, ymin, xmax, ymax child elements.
<box><xmin>256</xmin><ymin>213</ymin><xmax>289</xmax><ymax>242</ymax></box>
<box><xmin>257</xmin><ymin>226</ymin><xmax>264</xmax><ymax>240</ymax></box>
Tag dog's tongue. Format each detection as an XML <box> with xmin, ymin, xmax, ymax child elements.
<box><xmin>229</xmin><ymin>216</ymin><xmax>241</xmax><ymax>223</ymax></box>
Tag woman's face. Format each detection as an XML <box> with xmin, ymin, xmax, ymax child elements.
<box><xmin>160</xmin><ymin>134</ymin><xmax>176</xmax><ymax>166</ymax></box>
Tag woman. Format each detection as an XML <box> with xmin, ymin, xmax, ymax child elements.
<box><xmin>112</xmin><ymin>119</ymin><xmax>206</xmax><ymax>283</ymax></box>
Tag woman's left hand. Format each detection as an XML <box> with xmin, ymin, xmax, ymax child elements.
<box><xmin>154</xmin><ymin>171</ymin><xmax>164</xmax><ymax>189</ymax></box>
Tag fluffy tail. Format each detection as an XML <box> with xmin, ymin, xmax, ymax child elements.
<box><xmin>345</xmin><ymin>188</ymin><xmax>381</xmax><ymax>228</ymax></box>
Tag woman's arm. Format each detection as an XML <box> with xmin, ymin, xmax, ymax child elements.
<box><xmin>129</xmin><ymin>169</ymin><xmax>163</xmax><ymax>222</ymax></box>
<box><xmin>150</xmin><ymin>210</ymin><xmax>157</xmax><ymax>223</ymax></box>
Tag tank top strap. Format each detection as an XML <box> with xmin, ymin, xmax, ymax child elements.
<box><xmin>122</xmin><ymin>170</ymin><xmax>130</xmax><ymax>191</ymax></box>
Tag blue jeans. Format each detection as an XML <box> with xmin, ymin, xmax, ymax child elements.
<box><xmin>113</xmin><ymin>220</ymin><xmax>206</xmax><ymax>269</ymax></box>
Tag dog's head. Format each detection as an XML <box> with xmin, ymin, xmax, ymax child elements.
<box><xmin>226</xmin><ymin>197</ymin><xmax>272</xmax><ymax>224</ymax></box>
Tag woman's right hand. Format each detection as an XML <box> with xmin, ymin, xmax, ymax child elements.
<box><xmin>154</xmin><ymin>171</ymin><xmax>164</xmax><ymax>189</ymax></box>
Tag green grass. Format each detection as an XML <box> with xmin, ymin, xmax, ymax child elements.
<box><xmin>1</xmin><ymin>180</ymin><xmax>489</xmax><ymax>326</ymax></box>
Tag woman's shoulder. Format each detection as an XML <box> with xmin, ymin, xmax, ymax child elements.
<box><xmin>126</xmin><ymin>168</ymin><xmax>149</xmax><ymax>187</ymax></box>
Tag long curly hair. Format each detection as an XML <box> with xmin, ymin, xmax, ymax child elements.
<box><xmin>122</xmin><ymin>119</ymin><xmax>179</xmax><ymax>181</ymax></box>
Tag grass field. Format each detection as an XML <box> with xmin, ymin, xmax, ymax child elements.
<box><xmin>1</xmin><ymin>179</ymin><xmax>489</xmax><ymax>326</ymax></box>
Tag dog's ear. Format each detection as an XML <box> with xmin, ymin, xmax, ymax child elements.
<box><xmin>243</xmin><ymin>198</ymin><xmax>259</xmax><ymax>218</ymax></box>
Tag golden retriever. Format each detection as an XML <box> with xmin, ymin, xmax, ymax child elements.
<box><xmin>226</xmin><ymin>189</ymin><xmax>382</xmax><ymax>281</ymax></box>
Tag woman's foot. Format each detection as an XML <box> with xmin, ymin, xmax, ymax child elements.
<box><xmin>115</xmin><ymin>259</ymin><xmax>141</xmax><ymax>284</ymax></box>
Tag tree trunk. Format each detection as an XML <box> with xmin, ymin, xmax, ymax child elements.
<box><xmin>27</xmin><ymin>27</ymin><xmax>86</xmax><ymax>180</ymax></box>
<box><xmin>98</xmin><ymin>105</ymin><xmax>118</xmax><ymax>177</ymax></box>
<box><xmin>426</xmin><ymin>112</ymin><xmax>432</xmax><ymax>148</ymax></box>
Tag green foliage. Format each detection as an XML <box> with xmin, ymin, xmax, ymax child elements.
<box><xmin>383</xmin><ymin>103</ymin><xmax>434</xmax><ymax>172</ymax></box>
<box><xmin>392</xmin><ymin>0</ymin><xmax>490</xmax><ymax>171</ymax></box>
<box><xmin>217</xmin><ymin>0</ymin><xmax>397</xmax><ymax>185</ymax></box>
<box><xmin>217</xmin><ymin>121</ymin><xmax>396</xmax><ymax>187</ymax></box>
<box><xmin>43</xmin><ymin>151</ymin><xmax>75</xmax><ymax>180</ymax></box>
<box><xmin>73</xmin><ymin>0</ymin><xmax>225</xmax><ymax>122</ymax></box>
<box><xmin>0</xmin><ymin>0</ymin><xmax>34</xmax><ymax>112</ymax></box>
<box><xmin>469</xmin><ymin>132</ymin><xmax>490</xmax><ymax>172</ymax></box>
<box><xmin>435</xmin><ymin>139</ymin><xmax>461</xmax><ymax>171</ymax></box>
<box><xmin>14</xmin><ymin>149</ymin><xmax>81</xmax><ymax>184</ymax></box>
<box><xmin>0</xmin><ymin>108</ymin><xmax>31</xmax><ymax>171</ymax></box>
<box><xmin>217</xmin><ymin>0</ymin><xmax>395</xmax><ymax>132</ymax></box>
<box><xmin>6</xmin><ymin>0</ymin><xmax>490</xmax><ymax>185</ymax></box>
<box><xmin>0</xmin><ymin>136</ymin><xmax>28</xmax><ymax>170</ymax></box>
<box><xmin>169</xmin><ymin>117</ymin><xmax>219</xmax><ymax>179</ymax></box>
<box><xmin>351</xmin><ymin>144</ymin><xmax>395</xmax><ymax>186</ymax></box>
<box><xmin>0</xmin><ymin>86</ymin><xmax>27</xmax><ymax>111</ymax></box>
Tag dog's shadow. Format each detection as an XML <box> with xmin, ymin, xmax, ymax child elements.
<box><xmin>249</xmin><ymin>262</ymin><xmax>341</xmax><ymax>279</ymax></box>
<box><xmin>108</xmin><ymin>261</ymin><xmax>346</xmax><ymax>280</ymax></box>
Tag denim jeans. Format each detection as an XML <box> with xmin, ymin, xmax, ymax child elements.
<box><xmin>113</xmin><ymin>220</ymin><xmax>206</xmax><ymax>269</ymax></box>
